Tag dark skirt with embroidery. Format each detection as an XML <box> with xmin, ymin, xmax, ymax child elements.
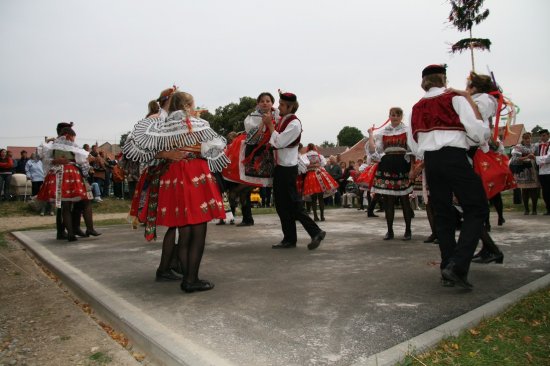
<box><xmin>371</xmin><ymin>153</ymin><xmax>413</xmax><ymax>196</ymax></box>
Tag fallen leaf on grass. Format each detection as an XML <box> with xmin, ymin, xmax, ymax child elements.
<box><xmin>523</xmin><ymin>336</ymin><xmax>533</xmax><ymax>344</ymax></box>
<box><xmin>526</xmin><ymin>352</ymin><xmax>533</xmax><ymax>363</ymax></box>
<box><xmin>468</xmin><ymin>350</ymin><xmax>480</xmax><ymax>357</ymax></box>
<box><xmin>483</xmin><ymin>335</ymin><xmax>493</xmax><ymax>342</ymax></box>
<box><xmin>133</xmin><ymin>353</ymin><xmax>145</xmax><ymax>362</ymax></box>
<box><xmin>469</xmin><ymin>328</ymin><xmax>480</xmax><ymax>336</ymax></box>
<box><xmin>530</xmin><ymin>320</ymin><xmax>541</xmax><ymax>327</ymax></box>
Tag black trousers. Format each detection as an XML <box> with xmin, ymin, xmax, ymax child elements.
<box><xmin>539</xmin><ymin>174</ymin><xmax>550</xmax><ymax>213</ymax></box>
<box><xmin>424</xmin><ymin>147</ymin><xmax>488</xmax><ymax>276</ymax></box>
<box><xmin>273</xmin><ymin>165</ymin><xmax>320</xmax><ymax>244</ymax></box>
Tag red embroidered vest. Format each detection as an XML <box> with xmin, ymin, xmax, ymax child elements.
<box><xmin>274</xmin><ymin>114</ymin><xmax>301</xmax><ymax>148</ymax></box>
<box><xmin>411</xmin><ymin>91</ymin><xmax>464</xmax><ymax>142</ymax></box>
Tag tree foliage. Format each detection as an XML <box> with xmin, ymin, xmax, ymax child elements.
<box><xmin>337</xmin><ymin>126</ymin><xmax>363</xmax><ymax>147</ymax></box>
<box><xmin>120</xmin><ymin>132</ymin><xmax>130</xmax><ymax>148</ymax></box>
<box><xmin>321</xmin><ymin>140</ymin><xmax>335</xmax><ymax>148</ymax></box>
<box><xmin>448</xmin><ymin>0</ymin><xmax>491</xmax><ymax>71</ymax></box>
<box><xmin>207</xmin><ymin>97</ymin><xmax>257</xmax><ymax>138</ymax></box>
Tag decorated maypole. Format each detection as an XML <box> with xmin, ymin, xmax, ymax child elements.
<box><xmin>448</xmin><ymin>0</ymin><xmax>491</xmax><ymax>72</ymax></box>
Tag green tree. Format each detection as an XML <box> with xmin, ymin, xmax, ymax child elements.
<box><xmin>448</xmin><ymin>0</ymin><xmax>491</xmax><ymax>71</ymax></box>
<box><xmin>320</xmin><ymin>140</ymin><xmax>335</xmax><ymax>148</ymax></box>
<box><xmin>120</xmin><ymin>132</ymin><xmax>130</xmax><ymax>148</ymax></box>
<box><xmin>337</xmin><ymin>126</ymin><xmax>363</xmax><ymax>147</ymax></box>
<box><xmin>208</xmin><ymin>97</ymin><xmax>256</xmax><ymax>137</ymax></box>
<box><xmin>531</xmin><ymin>125</ymin><xmax>544</xmax><ymax>135</ymax></box>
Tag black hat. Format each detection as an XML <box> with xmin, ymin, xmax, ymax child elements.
<box><xmin>56</xmin><ymin>122</ymin><xmax>74</xmax><ymax>135</ymax></box>
<box><xmin>422</xmin><ymin>64</ymin><xmax>447</xmax><ymax>78</ymax></box>
<box><xmin>279</xmin><ymin>90</ymin><xmax>297</xmax><ymax>102</ymax></box>
<box><xmin>540</xmin><ymin>129</ymin><xmax>549</xmax><ymax>134</ymax></box>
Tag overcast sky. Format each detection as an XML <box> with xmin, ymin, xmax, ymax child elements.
<box><xmin>1</xmin><ymin>0</ymin><xmax>549</xmax><ymax>149</ymax></box>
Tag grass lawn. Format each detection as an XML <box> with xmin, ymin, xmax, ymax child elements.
<box><xmin>398</xmin><ymin>287</ymin><xmax>550</xmax><ymax>365</ymax></box>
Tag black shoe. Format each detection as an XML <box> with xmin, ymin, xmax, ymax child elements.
<box><xmin>75</xmin><ymin>228</ymin><xmax>89</xmax><ymax>237</ymax></box>
<box><xmin>441</xmin><ymin>263</ymin><xmax>473</xmax><ymax>289</ymax></box>
<box><xmin>308</xmin><ymin>230</ymin><xmax>326</xmax><ymax>250</ymax></box>
<box><xmin>524</xmin><ymin>210</ymin><xmax>530</xmax><ymax>215</ymax></box>
<box><xmin>56</xmin><ymin>232</ymin><xmax>68</xmax><ymax>240</ymax></box>
<box><xmin>376</xmin><ymin>208</ymin><xmax>384</xmax><ymax>213</ymax></box>
<box><xmin>86</xmin><ymin>229</ymin><xmax>102</xmax><ymax>237</ymax></box>
<box><xmin>403</xmin><ymin>231</ymin><xmax>412</xmax><ymax>241</ymax></box>
<box><xmin>67</xmin><ymin>235</ymin><xmax>77</xmax><ymax>242</ymax></box>
<box><xmin>472</xmin><ymin>249</ymin><xmax>488</xmax><ymax>260</ymax></box>
<box><xmin>383</xmin><ymin>232</ymin><xmax>394</xmax><ymax>240</ymax></box>
<box><xmin>497</xmin><ymin>217</ymin><xmax>505</xmax><ymax>226</ymax></box>
<box><xmin>236</xmin><ymin>221</ymin><xmax>254</xmax><ymax>227</ymax></box>
<box><xmin>272</xmin><ymin>241</ymin><xmax>296</xmax><ymax>249</ymax></box>
<box><xmin>314</xmin><ymin>216</ymin><xmax>320</xmax><ymax>222</ymax></box>
<box><xmin>181</xmin><ymin>279</ymin><xmax>214</xmax><ymax>293</ymax></box>
<box><xmin>320</xmin><ymin>216</ymin><xmax>325</xmax><ymax>222</ymax></box>
<box><xmin>472</xmin><ymin>251</ymin><xmax>504</xmax><ymax>264</ymax></box>
<box><xmin>367</xmin><ymin>212</ymin><xmax>379</xmax><ymax>217</ymax></box>
<box><xmin>156</xmin><ymin>269</ymin><xmax>181</xmax><ymax>282</ymax></box>
<box><xmin>423</xmin><ymin>234</ymin><xmax>437</xmax><ymax>243</ymax></box>
<box><xmin>441</xmin><ymin>277</ymin><xmax>455</xmax><ymax>287</ymax></box>
<box><xmin>215</xmin><ymin>220</ymin><xmax>226</xmax><ymax>225</ymax></box>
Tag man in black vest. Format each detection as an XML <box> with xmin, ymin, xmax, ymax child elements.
<box><xmin>264</xmin><ymin>91</ymin><xmax>326</xmax><ymax>249</ymax></box>
<box><xmin>407</xmin><ymin>65</ymin><xmax>489</xmax><ymax>289</ymax></box>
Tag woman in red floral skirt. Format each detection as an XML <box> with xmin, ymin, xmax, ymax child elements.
<box><xmin>124</xmin><ymin>91</ymin><xmax>229</xmax><ymax>292</ymax></box>
<box><xmin>37</xmin><ymin>127</ymin><xmax>100</xmax><ymax>241</ymax></box>
<box><xmin>302</xmin><ymin>143</ymin><xmax>338</xmax><ymax>221</ymax></box>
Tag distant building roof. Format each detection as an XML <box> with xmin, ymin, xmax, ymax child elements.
<box><xmin>317</xmin><ymin>146</ymin><xmax>348</xmax><ymax>157</ymax></box>
<box><xmin>339</xmin><ymin>138</ymin><xmax>367</xmax><ymax>163</ymax></box>
<box><xmin>498</xmin><ymin>123</ymin><xmax>525</xmax><ymax>147</ymax></box>
<box><xmin>6</xmin><ymin>146</ymin><xmax>38</xmax><ymax>157</ymax></box>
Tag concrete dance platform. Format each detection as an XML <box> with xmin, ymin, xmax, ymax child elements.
<box><xmin>13</xmin><ymin>210</ymin><xmax>550</xmax><ymax>366</ymax></box>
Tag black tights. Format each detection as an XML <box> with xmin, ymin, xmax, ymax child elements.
<box><xmin>521</xmin><ymin>188</ymin><xmax>539</xmax><ymax>213</ymax></box>
<box><xmin>383</xmin><ymin>195</ymin><xmax>412</xmax><ymax>234</ymax></box>
<box><xmin>178</xmin><ymin>223</ymin><xmax>208</xmax><ymax>284</ymax></box>
<box><xmin>489</xmin><ymin>193</ymin><xmax>504</xmax><ymax>220</ymax></box>
<box><xmin>72</xmin><ymin>201</ymin><xmax>96</xmax><ymax>232</ymax></box>
<box><xmin>61</xmin><ymin>202</ymin><xmax>74</xmax><ymax>237</ymax></box>
<box><xmin>311</xmin><ymin>193</ymin><xmax>324</xmax><ymax>220</ymax></box>
<box><xmin>158</xmin><ymin>224</ymin><xmax>208</xmax><ymax>283</ymax></box>
<box><xmin>426</xmin><ymin>201</ymin><xmax>436</xmax><ymax>237</ymax></box>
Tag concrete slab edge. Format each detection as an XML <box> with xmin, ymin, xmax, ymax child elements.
<box><xmin>12</xmin><ymin>231</ymin><xmax>235</xmax><ymax>366</ymax></box>
<box><xmin>353</xmin><ymin>272</ymin><xmax>550</xmax><ymax>366</ymax></box>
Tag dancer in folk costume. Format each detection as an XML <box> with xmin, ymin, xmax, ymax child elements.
<box><xmin>407</xmin><ymin>64</ymin><xmax>489</xmax><ymax>289</ymax></box>
<box><xmin>125</xmin><ymin>87</ymin><xmax>186</xmax><ymax>281</ymax></box>
<box><xmin>535</xmin><ymin>129</ymin><xmax>550</xmax><ymax>215</ymax></box>
<box><xmin>222</xmin><ymin>92</ymin><xmax>278</xmax><ymax>226</ymax></box>
<box><xmin>464</xmin><ymin>72</ymin><xmax>515</xmax><ymax>228</ymax></box>
<box><xmin>37</xmin><ymin>126</ymin><xmax>100</xmax><ymax>241</ymax></box>
<box><xmin>368</xmin><ymin>107</ymin><xmax>415</xmax><ymax>241</ymax></box>
<box><xmin>124</xmin><ymin>91</ymin><xmax>229</xmax><ymax>293</ymax></box>
<box><xmin>450</xmin><ymin>71</ymin><xmax>515</xmax><ymax>264</ymax></box>
<box><xmin>510</xmin><ymin>132</ymin><xmax>540</xmax><ymax>215</ymax></box>
<box><xmin>302</xmin><ymin>143</ymin><xmax>338</xmax><ymax>221</ymax></box>
<box><xmin>357</xmin><ymin>132</ymin><xmax>383</xmax><ymax>217</ymax></box>
<box><xmin>265</xmin><ymin>91</ymin><xmax>326</xmax><ymax>250</ymax></box>
<box><xmin>127</xmin><ymin>87</ymin><xmax>178</xmax><ymax>228</ymax></box>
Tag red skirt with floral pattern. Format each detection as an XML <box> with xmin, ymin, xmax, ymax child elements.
<box><xmin>139</xmin><ymin>159</ymin><xmax>225</xmax><ymax>227</ymax></box>
<box><xmin>302</xmin><ymin>168</ymin><xmax>339</xmax><ymax>198</ymax></box>
<box><xmin>37</xmin><ymin>164</ymin><xmax>90</xmax><ymax>202</ymax></box>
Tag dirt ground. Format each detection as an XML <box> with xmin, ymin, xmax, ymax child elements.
<box><xmin>0</xmin><ymin>214</ymin><xmax>152</xmax><ymax>366</ymax></box>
